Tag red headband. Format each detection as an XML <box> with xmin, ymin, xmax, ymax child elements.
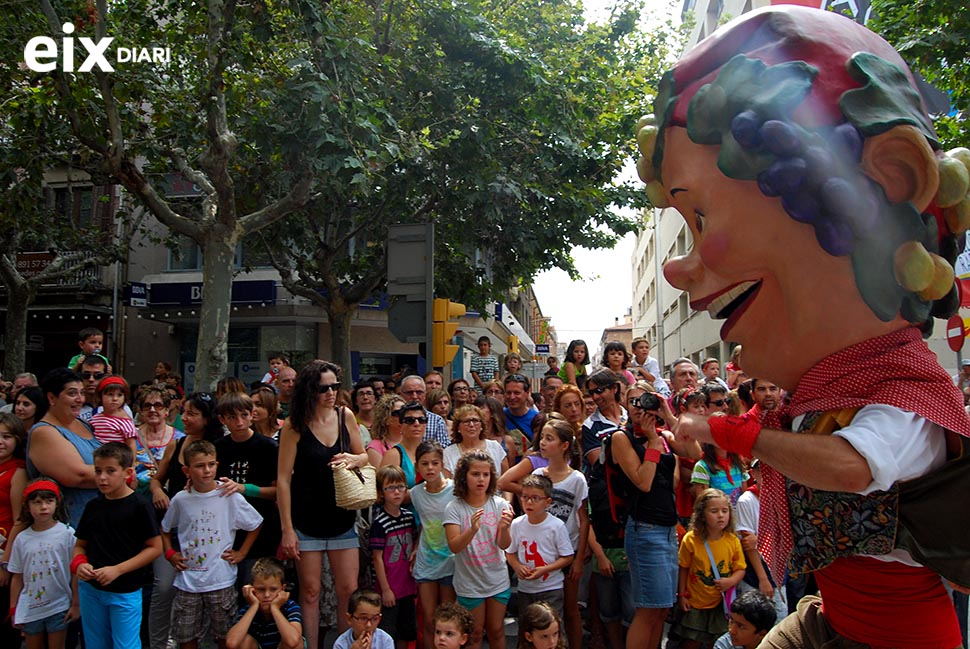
<box><xmin>97</xmin><ymin>375</ymin><xmax>127</xmax><ymax>394</ymax></box>
<box><xmin>23</xmin><ymin>480</ymin><xmax>61</xmax><ymax>501</ymax></box>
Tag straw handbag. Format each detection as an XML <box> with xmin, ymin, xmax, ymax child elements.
<box><xmin>332</xmin><ymin>407</ymin><xmax>377</xmax><ymax>510</ymax></box>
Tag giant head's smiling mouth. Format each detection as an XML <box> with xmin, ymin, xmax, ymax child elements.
<box><xmin>691</xmin><ymin>281</ymin><xmax>762</xmax><ymax>320</ymax></box>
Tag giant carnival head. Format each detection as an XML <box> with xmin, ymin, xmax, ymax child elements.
<box><xmin>639</xmin><ymin>6</ymin><xmax>970</xmax><ymax>389</ymax></box>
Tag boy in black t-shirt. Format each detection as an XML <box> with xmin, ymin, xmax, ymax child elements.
<box><xmin>73</xmin><ymin>442</ymin><xmax>162</xmax><ymax>649</ymax></box>
<box><xmin>215</xmin><ymin>391</ymin><xmax>280</xmax><ymax>587</ymax></box>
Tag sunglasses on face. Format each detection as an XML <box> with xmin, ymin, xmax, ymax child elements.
<box><xmin>402</xmin><ymin>416</ymin><xmax>428</xmax><ymax>425</ymax></box>
<box><xmin>317</xmin><ymin>383</ymin><xmax>339</xmax><ymax>393</ymax></box>
<box><xmin>82</xmin><ymin>371</ymin><xmax>106</xmax><ymax>380</ymax></box>
<box><xmin>710</xmin><ymin>398</ymin><xmax>732</xmax><ymax>407</ymax></box>
<box><xmin>589</xmin><ymin>385</ymin><xmax>611</xmax><ymax>396</ymax></box>
<box><xmin>142</xmin><ymin>402</ymin><xmax>166</xmax><ymax>411</ymax></box>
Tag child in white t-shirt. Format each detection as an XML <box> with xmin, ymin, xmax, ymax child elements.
<box><xmin>506</xmin><ymin>474</ymin><xmax>573</xmax><ymax>619</ymax></box>
<box><xmin>443</xmin><ymin>450</ymin><xmax>513</xmax><ymax>649</ymax></box>
<box><xmin>160</xmin><ymin>440</ymin><xmax>262</xmax><ymax>648</ymax></box>
<box><xmin>8</xmin><ymin>478</ymin><xmax>78</xmax><ymax>646</ymax></box>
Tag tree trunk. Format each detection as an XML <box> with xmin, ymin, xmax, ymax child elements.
<box><xmin>3</xmin><ymin>283</ymin><xmax>33</xmax><ymax>378</ymax></box>
<box><xmin>194</xmin><ymin>230</ymin><xmax>237</xmax><ymax>391</ymax></box>
<box><xmin>326</xmin><ymin>303</ymin><xmax>355</xmax><ymax>389</ymax></box>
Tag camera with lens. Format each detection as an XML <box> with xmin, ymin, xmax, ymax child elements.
<box><xmin>634</xmin><ymin>392</ymin><xmax>661</xmax><ymax>411</ymax></box>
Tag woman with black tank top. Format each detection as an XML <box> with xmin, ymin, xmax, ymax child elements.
<box><xmin>609</xmin><ymin>381</ymin><xmax>700</xmax><ymax>649</ymax></box>
<box><xmin>146</xmin><ymin>392</ymin><xmax>221</xmax><ymax>649</ymax></box>
<box><xmin>277</xmin><ymin>360</ymin><xmax>368</xmax><ymax>648</ymax></box>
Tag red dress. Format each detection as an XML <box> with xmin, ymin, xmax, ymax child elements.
<box><xmin>0</xmin><ymin>457</ymin><xmax>26</xmax><ymax>548</ymax></box>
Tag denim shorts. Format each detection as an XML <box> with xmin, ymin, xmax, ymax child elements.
<box><xmin>295</xmin><ymin>525</ymin><xmax>359</xmax><ymax>551</ymax></box>
<box><xmin>624</xmin><ymin>519</ymin><xmax>678</xmax><ymax>609</ymax></box>
<box><xmin>22</xmin><ymin>610</ymin><xmax>68</xmax><ymax>635</ymax></box>
<box><xmin>594</xmin><ymin>569</ymin><xmax>634</xmax><ymax>626</ymax></box>
<box><xmin>416</xmin><ymin>574</ymin><xmax>454</xmax><ymax>587</ymax></box>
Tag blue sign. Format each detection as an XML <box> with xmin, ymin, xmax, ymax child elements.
<box><xmin>149</xmin><ymin>279</ymin><xmax>276</xmax><ymax>306</ymax></box>
<box><xmin>126</xmin><ymin>282</ymin><xmax>148</xmax><ymax>307</ymax></box>
<box><xmin>535</xmin><ymin>344</ymin><xmax>550</xmax><ymax>354</ymax></box>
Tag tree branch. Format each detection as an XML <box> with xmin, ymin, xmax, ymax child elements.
<box><xmin>200</xmin><ymin>0</ymin><xmax>239</xmax><ymax>228</ymax></box>
<box><xmin>239</xmin><ymin>170</ymin><xmax>313</xmax><ymax>234</ymax></box>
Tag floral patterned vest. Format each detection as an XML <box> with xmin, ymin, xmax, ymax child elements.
<box><xmin>785</xmin><ymin>408</ymin><xmax>898</xmax><ymax>576</ymax></box>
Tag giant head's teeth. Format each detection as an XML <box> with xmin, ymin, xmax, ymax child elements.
<box><xmin>705</xmin><ymin>281</ymin><xmax>758</xmax><ymax>318</ymax></box>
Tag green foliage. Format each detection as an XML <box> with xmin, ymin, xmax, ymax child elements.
<box><xmin>269</xmin><ymin>0</ymin><xmax>687</xmax><ymax>312</ymax></box>
<box><xmin>869</xmin><ymin>0</ymin><xmax>968</xmax><ymax>148</ymax></box>
<box><xmin>2</xmin><ymin>0</ymin><xmax>686</xmax><ymax>368</ymax></box>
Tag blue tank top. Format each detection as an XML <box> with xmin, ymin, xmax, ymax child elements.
<box><xmin>26</xmin><ymin>420</ymin><xmax>100</xmax><ymax>528</ymax></box>
<box><xmin>394</xmin><ymin>443</ymin><xmax>417</xmax><ymax>487</ymax></box>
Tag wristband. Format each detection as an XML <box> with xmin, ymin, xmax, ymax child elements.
<box><xmin>708</xmin><ymin>415</ymin><xmax>761</xmax><ymax>458</ymax></box>
<box><xmin>678</xmin><ymin>592</ymin><xmax>691</xmax><ymax>599</ymax></box>
<box><xmin>243</xmin><ymin>483</ymin><xmax>260</xmax><ymax>498</ymax></box>
<box><xmin>7</xmin><ymin>606</ymin><xmax>14</xmax><ymax>622</ymax></box>
<box><xmin>165</xmin><ymin>549</ymin><xmax>177</xmax><ymax>561</ymax></box>
<box><xmin>70</xmin><ymin>554</ymin><xmax>88</xmax><ymax>575</ymax></box>
<box><xmin>642</xmin><ymin>448</ymin><xmax>662</xmax><ymax>464</ymax></box>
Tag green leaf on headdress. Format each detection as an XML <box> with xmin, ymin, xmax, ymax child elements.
<box><xmin>841</xmin><ymin>52</ymin><xmax>940</xmax><ymax>149</ymax></box>
<box><xmin>749</xmin><ymin>61</ymin><xmax>818</xmax><ymax>120</ymax></box>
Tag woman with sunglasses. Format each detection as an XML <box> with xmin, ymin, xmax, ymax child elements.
<box><xmin>442</xmin><ymin>405</ymin><xmax>509</xmax><ymax>479</ymax></box>
<box><xmin>366</xmin><ymin>394</ymin><xmax>407</xmax><ymax>468</ymax></box>
<box><xmin>605</xmin><ymin>380</ymin><xmax>694</xmax><ymax>649</ymax></box>
<box><xmin>379</xmin><ymin>401</ymin><xmax>429</xmax><ymax>489</ymax></box>
<box><xmin>580</xmin><ymin>369</ymin><xmax>629</xmax><ymax>469</ymax></box>
<box><xmin>278</xmin><ymin>360</ymin><xmax>368</xmax><ymax>646</ymax></box>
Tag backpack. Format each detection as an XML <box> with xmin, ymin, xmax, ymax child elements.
<box><xmin>588</xmin><ymin>426</ymin><xmax>638</xmax><ymax>549</ymax></box>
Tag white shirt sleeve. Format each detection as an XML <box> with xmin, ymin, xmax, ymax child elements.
<box><xmin>831</xmin><ymin>404</ymin><xmax>947</xmax><ymax>495</ymax></box>
<box><xmin>735</xmin><ymin>491</ymin><xmax>759</xmax><ymax>535</ymax></box>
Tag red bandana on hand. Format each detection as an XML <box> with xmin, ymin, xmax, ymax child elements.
<box><xmin>758</xmin><ymin>327</ymin><xmax>970</xmax><ymax>581</ymax></box>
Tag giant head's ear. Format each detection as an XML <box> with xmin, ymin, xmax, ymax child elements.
<box><xmin>861</xmin><ymin>125</ymin><xmax>939</xmax><ymax>211</ymax></box>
